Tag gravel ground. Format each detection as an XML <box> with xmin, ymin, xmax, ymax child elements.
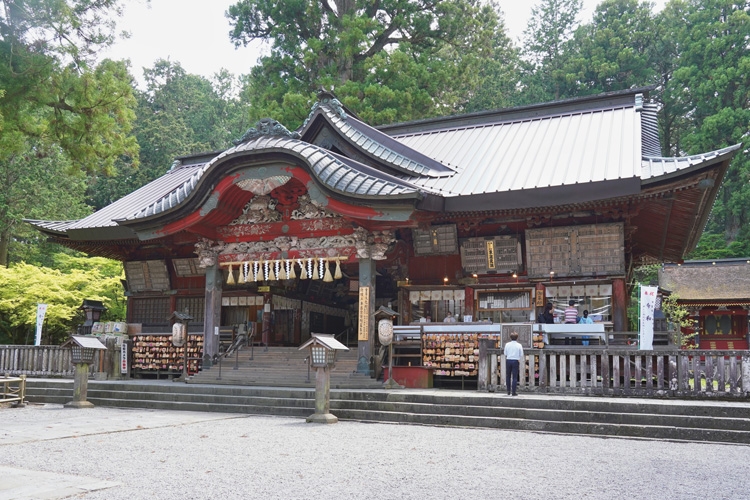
<box><xmin>2</xmin><ymin>403</ymin><xmax>750</xmax><ymax>500</ymax></box>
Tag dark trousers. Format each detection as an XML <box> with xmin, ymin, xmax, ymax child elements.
<box><xmin>506</xmin><ymin>359</ymin><xmax>520</xmax><ymax>395</ymax></box>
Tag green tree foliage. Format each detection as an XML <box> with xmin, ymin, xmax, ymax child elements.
<box><xmin>669</xmin><ymin>0</ymin><xmax>750</xmax><ymax>255</ymax></box>
<box><xmin>0</xmin><ymin>139</ymin><xmax>92</xmax><ymax>266</ymax></box>
<box><xmin>660</xmin><ymin>294</ymin><xmax>696</xmax><ymax>348</ymax></box>
<box><xmin>563</xmin><ymin>0</ymin><xmax>657</xmax><ymax>95</ymax></box>
<box><xmin>0</xmin><ymin>256</ymin><xmax>125</xmax><ymax>345</ymax></box>
<box><xmin>463</xmin><ymin>22</ymin><xmax>523</xmax><ymax>113</ymax></box>
<box><xmin>519</xmin><ymin>0</ymin><xmax>583</xmax><ymax>102</ymax></box>
<box><xmin>0</xmin><ymin>0</ymin><xmax>139</xmax><ymax>264</ymax></box>
<box><xmin>227</xmin><ymin>0</ymin><xmax>509</xmax><ymax>127</ymax></box>
<box><xmin>87</xmin><ymin>61</ymin><xmax>251</xmax><ymax>211</ymax></box>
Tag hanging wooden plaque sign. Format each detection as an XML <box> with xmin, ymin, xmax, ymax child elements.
<box><xmin>358</xmin><ymin>286</ymin><xmax>370</xmax><ymax>341</ymax></box>
<box><xmin>525</xmin><ymin>223</ymin><xmax>624</xmax><ymax>279</ymax></box>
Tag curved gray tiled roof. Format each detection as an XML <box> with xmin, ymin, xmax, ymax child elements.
<box><xmin>128</xmin><ymin>135</ymin><xmax>425</xmax><ymax>221</ymax></box>
<box><xmin>316</xmin><ymin>105</ymin><xmax>455</xmax><ymax>178</ymax></box>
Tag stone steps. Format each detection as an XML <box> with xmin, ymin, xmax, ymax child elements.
<box><xmin>188</xmin><ymin>347</ymin><xmax>379</xmax><ymax>388</ymax></box>
<box><xmin>23</xmin><ymin>379</ymin><xmax>750</xmax><ymax>444</ymax></box>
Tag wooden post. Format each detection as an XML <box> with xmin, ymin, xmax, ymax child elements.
<box><xmin>612</xmin><ymin>278</ymin><xmax>627</xmax><ymax>332</ymax></box>
<box><xmin>477</xmin><ymin>338</ymin><xmax>491</xmax><ymax>392</ymax></box>
<box><xmin>464</xmin><ymin>287</ymin><xmax>474</xmax><ymax>320</ymax></box>
<box><xmin>490</xmin><ymin>353</ymin><xmax>498</xmax><ymax>391</ymax></box>
<box><xmin>262</xmin><ymin>293</ymin><xmax>272</xmax><ymax>348</ymax></box>
<box><xmin>357</xmin><ymin>257</ymin><xmax>375</xmax><ymax>375</ymax></box>
<box><xmin>203</xmin><ymin>262</ymin><xmax>222</xmax><ymax>366</ymax></box>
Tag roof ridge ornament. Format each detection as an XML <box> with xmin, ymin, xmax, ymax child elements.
<box><xmin>299</xmin><ymin>89</ymin><xmax>348</xmax><ymax>130</ymax></box>
<box><xmin>234</xmin><ymin>118</ymin><xmax>301</xmax><ymax>145</ymax></box>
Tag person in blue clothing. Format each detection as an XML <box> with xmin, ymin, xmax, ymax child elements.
<box><xmin>579</xmin><ymin>309</ymin><xmax>594</xmax><ymax>324</ymax></box>
<box><xmin>503</xmin><ymin>331</ymin><xmax>524</xmax><ymax>396</ymax></box>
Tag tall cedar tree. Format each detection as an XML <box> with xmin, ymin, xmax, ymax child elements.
<box><xmin>520</xmin><ymin>0</ymin><xmax>583</xmax><ymax>102</ymax></box>
<box><xmin>227</xmin><ymin>0</ymin><xmax>507</xmax><ymax>127</ymax></box>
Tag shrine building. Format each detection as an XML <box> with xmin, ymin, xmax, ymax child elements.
<box><xmin>27</xmin><ymin>87</ymin><xmax>741</xmax><ymax>375</ymax></box>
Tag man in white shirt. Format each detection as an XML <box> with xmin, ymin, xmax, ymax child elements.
<box><xmin>503</xmin><ymin>331</ymin><xmax>524</xmax><ymax>396</ymax></box>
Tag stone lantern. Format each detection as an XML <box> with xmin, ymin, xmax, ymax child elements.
<box><xmin>299</xmin><ymin>333</ymin><xmax>349</xmax><ymax>423</ymax></box>
<box><xmin>65</xmin><ymin>335</ymin><xmax>106</xmax><ymax>408</ymax></box>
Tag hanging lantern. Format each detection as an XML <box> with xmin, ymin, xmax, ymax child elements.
<box><xmin>323</xmin><ymin>259</ymin><xmax>333</xmax><ymax>282</ymax></box>
<box><xmin>238</xmin><ymin>262</ymin><xmax>246</xmax><ymax>282</ymax></box>
<box><xmin>298</xmin><ymin>259</ymin><xmax>307</xmax><ymax>280</ymax></box>
<box><xmin>227</xmin><ymin>264</ymin><xmax>235</xmax><ymax>285</ymax></box>
<box><xmin>289</xmin><ymin>259</ymin><xmax>297</xmax><ymax>279</ymax></box>
<box><xmin>334</xmin><ymin>258</ymin><xmax>342</xmax><ymax>279</ymax></box>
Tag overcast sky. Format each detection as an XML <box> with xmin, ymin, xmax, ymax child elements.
<box><xmin>102</xmin><ymin>0</ymin><xmax>667</xmax><ymax>86</ymax></box>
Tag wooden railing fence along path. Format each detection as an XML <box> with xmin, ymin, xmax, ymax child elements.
<box><xmin>0</xmin><ymin>345</ymin><xmax>100</xmax><ymax>377</ymax></box>
<box><xmin>478</xmin><ymin>338</ymin><xmax>750</xmax><ymax>398</ymax></box>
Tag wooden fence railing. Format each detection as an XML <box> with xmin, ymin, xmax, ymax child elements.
<box><xmin>0</xmin><ymin>345</ymin><xmax>100</xmax><ymax>377</ymax></box>
<box><xmin>478</xmin><ymin>339</ymin><xmax>750</xmax><ymax>398</ymax></box>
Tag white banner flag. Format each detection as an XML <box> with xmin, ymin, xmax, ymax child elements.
<box><xmin>639</xmin><ymin>286</ymin><xmax>658</xmax><ymax>350</ymax></box>
<box><xmin>35</xmin><ymin>303</ymin><xmax>48</xmax><ymax>346</ymax></box>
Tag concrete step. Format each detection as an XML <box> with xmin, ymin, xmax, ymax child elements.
<box><xmin>189</xmin><ymin>347</ymin><xmax>378</xmax><ymax>388</ymax></box>
<box><xmin>23</xmin><ymin>379</ymin><xmax>750</xmax><ymax>444</ymax></box>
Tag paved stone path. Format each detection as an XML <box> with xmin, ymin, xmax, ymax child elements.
<box><xmin>2</xmin><ymin>403</ymin><xmax>750</xmax><ymax>499</ymax></box>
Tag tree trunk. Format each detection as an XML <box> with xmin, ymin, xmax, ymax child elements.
<box><xmin>0</xmin><ymin>228</ymin><xmax>10</xmax><ymax>267</ymax></box>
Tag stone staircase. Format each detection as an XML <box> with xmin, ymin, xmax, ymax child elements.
<box><xmin>188</xmin><ymin>346</ymin><xmax>382</xmax><ymax>389</ymax></box>
<box><xmin>23</xmin><ymin>379</ymin><xmax>750</xmax><ymax>444</ymax></box>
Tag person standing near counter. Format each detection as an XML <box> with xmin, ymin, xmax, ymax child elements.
<box><xmin>564</xmin><ymin>300</ymin><xmax>578</xmax><ymax>324</ymax></box>
<box><xmin>579</xmin><ymin>310</ymin><xmax>594</xmax><ymax>324</ymax></box>
<box><xmin>503</xmin><ymin>332</ymin><xmax>524</xmax><ymax>396</ymax></box>
<box><xmin>538</xmin><ymin>302</ymin><xmax>555</xmax><ymax>324</ymax></box>
<box><xmin>443</xmin><ymin>311</ymin><xmax>457</xmax><ymax>323</ymax></box>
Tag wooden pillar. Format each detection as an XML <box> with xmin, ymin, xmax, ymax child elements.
<box><xmin>203</xmin><ymin>262</ymin><xmax>222</xmax><ymax>366</ymax></box>
<box><xmin>464</xmin><ymin>287</ymin><xmax>474</xmax><ymax>321</ymax></box>
<box><xmin>357</xmin><ymin>257</ymin><xmax>376</xmax><ymax>375</ymax></box>
<box><xmin>262</xmin><ymin>293</ymin><xmax>272</xmax><ymax>346</ymax></box>
<box><xmin>294</xmin><ymin>307</ymin><xmax>302</xmax><ymax>345</ymax></box>
<box><xmin>478</xmin><ymin>337</ymin><xmax>492</xmax><ymax>392</ymax></box>
<box><xmin>612</xmin><ymin>278</ymin><xmax>627</xmax><ymax>332</ymax></box>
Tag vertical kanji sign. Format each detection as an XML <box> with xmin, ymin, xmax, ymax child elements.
<box><xmin>639</xmin><ymin>286</ymin><xmax>658</xmax><ymax>350</ymax></box>
<box><xmin>35</xmin><ymin>303</ymin><xmax>48</xmax><ymax>346</ymax></box>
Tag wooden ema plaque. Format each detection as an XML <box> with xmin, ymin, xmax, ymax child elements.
<box><xmin>525</xmin><ymin>223</ymin><xmax>624</xmax><ymax>279</ymax></box>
